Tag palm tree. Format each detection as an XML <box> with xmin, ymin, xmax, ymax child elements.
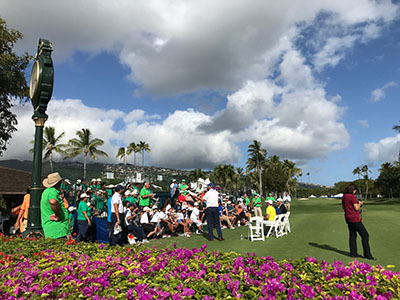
<box><xmin>246</xmin><ymin>140</ymin><xmax>267</xmax><ymax>196</ymax></box>
<box><xmin>393</xmin><ymin>121</ymin><xmax>400</xmax><ymax>163</ymax></box>
<box><xmin>361</xmin><ymin>164</ymin><xmax>371</xmax><ymax>201</ymax></box>
<box><xmin>189</xmin><ymin>169</ymin><xmax>206</xmax><ymax>182</ymax></box>
<box><xmin>126</xmin><ymin>142</ymin><xmax>138</xmax><ymax>167</ymax></box>
<box><xmin>283</xmin><ymin>159</ymin><xmax>302</xmax><ymax>194</ymax></box>
<box><xmin>30</xmin><ymin>126</ymin><xmax>66</xmax><ymax>172</ymax></box>
<box><xmin>352</xmin><ymin>166</ymin><xmax>362</xmax><ymax>179</ymax></box>
<box><xmin>64</xmin><ymin>128</ymin><xmax>108</xmax><ymax>179</ymax></box>
<box><xmin>211</xmin><ymin>164</ymin><xmax>236</xmax><ymax>193</ymax></box>
<box><xmin>116</xmin><ymin>147</ymin><xmax>128</xmax><ymax>166</ymax></box>
<box><xmin>138</xmin><ymin>141</ymin><xmax>151</xmax><ymax>166</ymax></box>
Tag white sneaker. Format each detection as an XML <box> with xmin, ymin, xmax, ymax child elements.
<box><xmin>143</xmin><ymin>239</ymin><xmax>149</xmax><ymax>243</ymax></box>
<box><xmin>230</xmin><ymin>227</ymin><xmax>235</xmax><ymax>230</ymax></box>
<box><xmin>238</xmin><ymin>223</ymin><xmax>241</xmax><ymax>227</ymax></box>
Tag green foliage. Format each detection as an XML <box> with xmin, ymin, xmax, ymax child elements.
<box><xmin>375</xmin><ymin>162</ymin><xmax>400</xmax><ymax>197</ymax></box>
<box><xmin>0</xmin><ymin>17</ymin><xmax>31</xmax><ymax>156</ymax></box>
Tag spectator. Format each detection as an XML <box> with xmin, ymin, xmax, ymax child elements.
<box><xmin>125</xmin><ymin>202</ymin><xmax>146</xmax><ymax>243</ymax></box>
<box><xmin>252</xmin><ymin>194</ymin><xmax>262</xmax><ymax>217</ymax></box>
<box><xmin>14</xmin><ymin>187</ymin><xmax>30</xmax><ymax>233</ymax></box>
<box><xmin>40</xmin><ymin>172</ymin><xmax>70</xmax><ymax>239</ymax></box>
<box><xmin>139</xmin><ymin>181</ymin><xmax>155</xmax><ymax>209</ymax></box>
<box><xmin>220</xmin><ymin>202</ymin><xmax>233</xmax><ymax>229</ymax></box>
<box><xmin>140</xmin><ymin>207</ymin><xmax>159</xmax><ymax>239</ymax></box>
<box><xmin>266</xmin><ymin>193</ymin><xmax>275</xmax><ymax>203</ymax></box>
<box><xmin>190</xmin><ymin>202</ymin><xmax>203</xmax><ymax>234</ymax></box>
<box><xmin>179</xmin><ymin>179</ymin><xmax>189</xmax><ymax>196</ymax></box>
<box><xmin>110</xmin><ymin>185</ymin><xmax>125</xmax><ymax>246</ymax></box>
<box><xmin>204</xmin><ymin>183</ymin><xmax>223</xmax><ymax>241</ymax></box>
<box><xmin>276</xmin><ymin>199</ymin><xmax>287</xmax><ymax>215</ymax></box>
<box><xmin>264</xmin><ymin>200</ymin><xmax>276</xmax><ymax>221</ymax></box>
<box><xmin>77</xmin><ymin>193</ymin><xmax>91</xmax><ymax>242</ymax></box>
<box><xmin>283</xmin><ymin>192</ymin><xmax>291</xmax><ymax>211</ymax></box>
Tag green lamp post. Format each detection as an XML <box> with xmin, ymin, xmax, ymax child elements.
<box><xmin>24</xmin><ymin>39</ymin><xmax>54</xmax><ymax>237</ymax></box>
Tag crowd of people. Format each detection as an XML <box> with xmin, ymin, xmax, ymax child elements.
<box><xmin>15</xmin><ymin>172</ymin><xmax>292</xmax><ymax>246</ymax></box>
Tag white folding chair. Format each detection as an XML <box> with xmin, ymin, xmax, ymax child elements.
<box><xmin>282</xmin><ymin>212</ymin><xmax>291</xmax><ymax>234</ymax></box>
<box><xmin>248</xmin><ymin>216</ymin><xmax>265</xmax><ymax>242</ymax></box>
<box><xmin>264</xmin><ymin>215</ymin><xmax>278</xmax><ymax>238</ymax></box>
<box><xmin>275</xmin><ymin>214</ymin><xmax>287</xmax><ymax>238</ymax></box>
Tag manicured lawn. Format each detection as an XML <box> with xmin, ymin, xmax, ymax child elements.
<box><xmin>148</xmin><ymin>197</ymin><xmax>400</xmax><ymax>271</ymax></box>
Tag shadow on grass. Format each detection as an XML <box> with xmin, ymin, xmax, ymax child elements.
<box><xmin>308</xmin><ymin>242</ymin><xmax>350</xmax><ymax>257</ymax></box>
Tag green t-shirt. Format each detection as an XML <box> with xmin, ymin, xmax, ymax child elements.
<box><xmin>253</xmin><ymin>197</ymin><xmax>261</xmax><ymax>207</ymax></box>
<box><xmin>139</xmin><ymin>187</ymin><xmax>152</xmax><ymax>206</ymax></box>
<box><xmin>60</xmin><ymin>183</ymin><xmax>69</xmax><ymax>193</ymax></box>
<box><xmin>40</xmin><ymin>187</ymin><xmax>69</xmax><ymax>239</ymax></box>
<box><xmin>245</xmin><ymin>196</ymin><xmax>250</xmax><ymax>206</ymax></box>
<box><xmin>266</xmin><ymin>196</ymin><xmax>275</xmax><ymax>202</ymax></box>
<box><xmin>95</xmin><ymin>195</ymin><xmax>104</xmax><ymax>210</ymax></box>
<box><xmin>126</xmin><ymin>196</ymin><xmax>137</xmax><ymax>204</ymax></box>
<box><xmin>179</xmin><ymin>183</ymin><xmax>188</xmax><ymax>195</ymax></box>
<box><xmin>77</xmin><ymin>201</ymin><xmax>89</xmax><ymax>221</ymax></box>
<box><xmin>69</xmin><ymin>213</ymin><xmax>75</xmax><ymax>228</ymax></box>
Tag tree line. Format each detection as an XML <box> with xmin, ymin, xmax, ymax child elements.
<box><xmin>30</xmin><ymin>126</ymin><xmax>151</xmax><ymax>180</ymax></box>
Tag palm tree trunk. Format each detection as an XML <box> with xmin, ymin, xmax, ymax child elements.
<box><xmin>142</xmin><ymin>151</ymin><xmax>144</xmax><ymax>166</ymax></box>
<box><xmin>258</xmin><ymin>168</ymin><xmax>262</xmax><ymax>196</ymax></box>
<box><xmin>84</xmin><ymin>153</ymin><xmax>87</xmax><ymax>180</ymax></box>
<box><xmin>134</xmin><ymin>153</ymin><xmax>136</xmax><ymax>167</ymax></box>
<box><xmin>365</xmin><ymin>181</ymin><xmax>369</xmax><ymax>201</ymax></box>
<box><xmin>49</xmin><ymin>151</ymin><xmax>53</xmax><ymax>172</ymax></box>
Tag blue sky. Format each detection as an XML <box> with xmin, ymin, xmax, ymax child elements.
<box><xmin>1</xmin><ymin>0</ymin><xmax>400</xmax><ymax>186</ymax></box>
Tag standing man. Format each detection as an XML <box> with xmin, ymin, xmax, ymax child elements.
<box><xmin>203</xmin><ymin>182</ymin><xmax>223</xmax><ymax>241</ymax></box>
<box><xmin>40</xmin><ymin>172</ymin><xmax>70</xmax><ymax>239</ymax></box>
<box><xmin>110</xmin><ymin>185</ymin><xmax>125</xmax><ymax>246</ymax></box>
<box><xmin>139</xmin><ymin>181</ymin><xmax>155</xmax><ymax>209</ymax></box>
<box><xmin>170</xmin><ymin>179</ymin><xmax>179</xmax><ymax>207</ymax></box>
<box><xmin>252</xmin><ymin>194</ymin><xmax>262</xmax><ymax>217</ymax></box>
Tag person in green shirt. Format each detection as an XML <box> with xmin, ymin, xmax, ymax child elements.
<box><xmin>68</xmin><ymin>206</ymin><xmax>76</xmax><ymax>234</ymax></box>
<box><xmin>40</xmin><ymin>172</ymin><xmax>70</xmax><ymax>239</ymax></box>
<box><xmin>266</xmin><ymin>193</ymin><xmax>276</xmax><ymax>203</ymax></box>
<box><xmin>76</xmin><ymin>193</ymin><xmax>91</xmax><ymax>242</ymax></box>
<box><xmin>179</xmin><ymin>179</ymin><xmax>189</xmax><ymax>196</ymax></box>
<box><xmin>139</xmin><ymin>181</ymin><xmax>155</xmax><ymax>207</ymax></box>
<box><xmin>252</xmin><ymin>194</ymin><xmax>262</xmax><ymax>217</ymax></box>
<box><xmin>244</xmin><ymin>193</ymin><xmax>251</xmax><ymax>209</ymax></box>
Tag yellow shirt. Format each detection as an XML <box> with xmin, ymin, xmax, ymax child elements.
<box><xmin>266</xmin><ymin>206</ymin><xmax>276</xmax><ymax>221</ymax></box>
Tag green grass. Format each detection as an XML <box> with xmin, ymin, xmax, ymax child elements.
<box><xmin>147</xmin><ymin>197</ymin><xmax>400</xmax><ymax>271</ymax></box>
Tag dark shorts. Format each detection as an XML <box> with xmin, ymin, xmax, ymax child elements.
<box><xmin>107</xmin><ymin>222</ymin><xmax>112</xmax><ymax>232</ymax></box>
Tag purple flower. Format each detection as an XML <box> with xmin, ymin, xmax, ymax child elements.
<box><xmin>99</xmin><ymin>244</ymin><xmax>105</xmax><ymax>250</ymax></box>
<box><xmin>300</xmin><ymin>284</ymin><xmax>315</xmax><ymax>298</ymax></box>
<box><xmin>127</xmin><ymin>288</ymin><xmax>134</xmax><ymax>300</ymax></box>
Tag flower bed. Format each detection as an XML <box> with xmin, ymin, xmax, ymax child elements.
<box><xmin>0</xmin><ymin>235</ymin><xmax>399</xmax><ymax>299</ymax></box>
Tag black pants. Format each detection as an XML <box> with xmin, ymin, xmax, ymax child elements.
<box><xmin>110</xmin><ymin>213</ymin><xmax>124</xmax><ymax>246</ymax></box>
<box><xmin>346</xmin><ymin>221</ymin><xmax>372</xmax><ymax>257</ymax></box>
<box><xmin>206</xmin><ymin>207</ymin><xmax>222</xmax><ymax>239</ymax></box>
<box><xmin>127</xmin><ymin>224</ymin><xmax>145</xmax><ymax>242</ymax></box>
<box><xmin>77</xmin><ymin>220</ymin><xmax>88</xmax><ymax>242</ymax></box>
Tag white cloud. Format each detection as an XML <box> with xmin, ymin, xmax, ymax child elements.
<box><xmin>370</xmin><ymin>81</ymin><xmax>397</xmax><ymax>102</ymax></box>
<box><xmin>358</xmin><ymin>120</ymin><xmax>370</xmax><ymax>128</ymax></box>
<box><xmin>365</xmin><ymin>134</ymin><xmax>400</xmax><ymax>164</ymax></box>
<box><xmin>2</xmin><ymin>100</ymin><xmax>240</xmax><ymax>169</ymax></box>
<box><xmin>1</xmin><ymin>0</ymin><xmax>398</xmax><ymax>95</ymax></box>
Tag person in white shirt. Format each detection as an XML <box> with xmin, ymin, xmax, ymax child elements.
<box><xmin>140</xmin><ymin>207</ymin><xmax>158</xmax><ymax>239</ymax></box>
<box><xmin>190</xmin><ymin>202</ymin><xmax>203</xmax><ymax>234</ymax></box>
<box><xmin>110</xmin><ymin>185</ymin><xmax>125</xmax><ymax>246</ymax></box>
<box><xmin>125</xmin><ymin>202</ymin><xmax>145</xmax><ymax>242</ymax></box>
<box><xmin>203</xmin><ymin>183</ymin><xmax>223</xmax><ymax>241</ymax></box>
<box><xmin>283</xmin><ymin>192</ymin><xmax>292</xmax><ymax>211</ymax></box>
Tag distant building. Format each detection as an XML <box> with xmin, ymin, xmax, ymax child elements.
<box><xmin>0</xmin><ymin>166</ymin><xmax>33</xmax><ymax>214</ymax></box>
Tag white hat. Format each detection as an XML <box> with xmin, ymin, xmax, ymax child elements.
<box><xmin>143</xmin><ymin>207</ymin><xmax>150</xmax><ymax>211</ymax></box>
<box><xmin>98</xmin><ymin>190</ymin><xmax>104</xmax><ymax>193</ymax></box>
<box><xmin>68</xmin><ymin>206</ymin><xmax>76</xmax><ymax>212</ymax></box>
<box><xmin>132</xmin><ymin>190</ymin><xmax>138</xmax><ymax>195</ymax></box>
<box><xmin>97</xmin><ymin>178</ymin><xmax>101</xmax><ymax>181</ymax></box>
<box><xmin>194</xmin><ymin>202</ymin><xmax>199</xmax><ymax>206</ymax></box>
<box><xmin>109</xmin><ymin>184</ymin><xmax>115</xmax><ymax>188</ymax></box>
<box><xmin>65</xmin><ymin>179</ymin><xmax>71</xmax><ymax>184</ymax></box>
<box><xmin>124</xmin><ymin>190</ymin><xmax>131</xmax><ymax>196</ymax></box>
<box><xmin>227</xmin><ymin>201</ymin><xmax>231</xmax><ymax>204</ymax></box>
<box><xmin>267</xmin><ymin>200</ymin><xmax>273</xmax><ymax>205</ymax></box>
<box><xmin>172</xmin><ymin>179</ymin><xmax>176</xmax><ymax>182</ymax></box>
<box><xmin>42</xmin><ymin>172</ymin><xmax>63</xmax><ymax>188</ymax></box>
<box><xmin>182</xmin><ymin>205</ymin><xmax>188</xmax><ymax>209</ymax></box>
<box><xmin>152</xmin><ymin>205</ymin><xmax>158</xmax><ymax>209</ymax></box>
<box><xmin>80</xmin><ymin>193</ymin><xmax>89</xmax><ymax>198</ymax></box>
<box><xmin>91</xmin><ymin>178</ymin><xmax>96</xmax><ymax>182</ymax></box>
<box><xmin>76</xmin><ymin>179</ymin><xmax>82</xmax><ymax>184</ymax></box>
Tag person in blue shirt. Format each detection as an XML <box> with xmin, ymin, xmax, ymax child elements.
<box><xmin>107</xmin><ymin>195</ymin><xmax>113</xmax><ymax>241</ymax></box>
